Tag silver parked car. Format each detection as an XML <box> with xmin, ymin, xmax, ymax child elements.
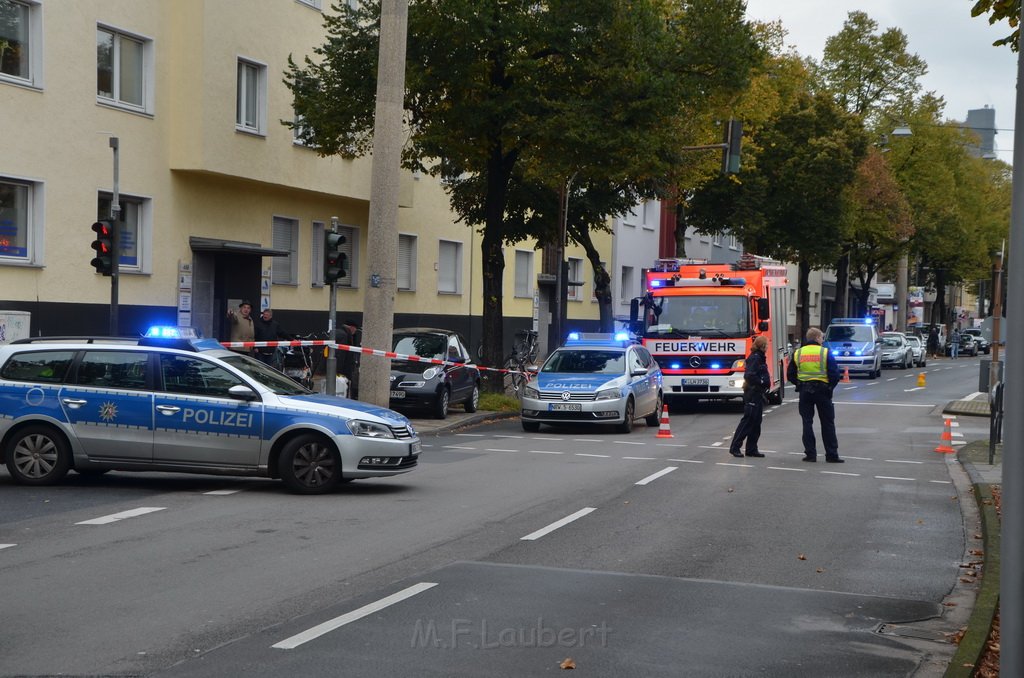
<box><xmin>904</xmin><ymin>335</ymin><xmax>926</xmax><ymax>367</ymax></box>
<box><xmin>880</xmin><ymin>332</ymin><xmax>913</xmax><ymax>369</ymax></box>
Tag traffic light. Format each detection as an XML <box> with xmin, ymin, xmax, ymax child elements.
<box><xmin>721</xmin><ymin>119</ymin><xmax>743</xmax><ymax>174</ymax></box>
<box><xmin>323</xmin><ymin>231</ymin><xmax>348</xmax><ymax>284</ymax></box>
<box><xmin>90</xmin><ymin>220</ymin><xmax>114</xmax><ymax>276</ymax></box>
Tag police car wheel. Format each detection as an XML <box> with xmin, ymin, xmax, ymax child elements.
<box><xmin>645</xmin><ymin>393</ymin><xmax>663</xmax><ymax>427</ymax></box>
<box><xmin>278</xmin><ymin>433</ymin><xmax>342</xmax><ymax>494</ymax></box>
<box><xmin>522</xmin><ymin>420</ymin><xmax>541</xmax><ymax>432</ymax></box>
<box><xmin>433</xmin><ymin>388</ymin><xmax>450</xmax><ymax>419</ymax></box>
<box><xmin>5</xmin><ymin>425</ymin><xmax>72</xmax><ymax>486</ymax></box>
<box><xmin>616</xmin><ymin>398</ymin><xmax>635</xmax><ymax>434</ymax></box>
<box><xmin>464</xmin><ymin>384</ymin><xmax>480</xmax><ymax>413</ymax></box>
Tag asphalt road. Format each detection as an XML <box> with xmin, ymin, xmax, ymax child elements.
<box><xmin>0</xmin><ymin>355</ymin><xmax>988</xmax><ymax>676</ymax></box>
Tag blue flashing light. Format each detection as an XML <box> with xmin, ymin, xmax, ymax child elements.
<box><xmin>864</xmin><ymin>317</ymin><xmax>873</xmax><ymax>324</ymax></box>
<box><xmin>710</xmin><ymin>362</ymin><xmax>721</xmax><ymax>369</ymax></box>
<box><xmin>854</xmin><ymin>350</ymin><xmax>863</xmax><ymax>356</ymax></box>
<box><xmin>567</xmin><ymin>331</ymin><xmax>581</xmax><ymax>341</ymax></box>
<box><xmin>650</xmin><ymin>280</ymin><xmax>661</xmax><ymax>288</ymax></box>
<box><xmin>614</xmin><ymin>331</ymin><xmax>629</xmax><ymax>341</ymax></box>
<box><xmin>670</xmin><ymin>362</ymin><xmax>681</xmax><ymax>369</ymax></box>
<box><xmin>144</xmin><ymin>326</ymin><xmax>200</xmax><ymax>340</ymax></box>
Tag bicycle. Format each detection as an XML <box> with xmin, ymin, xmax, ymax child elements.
<box><xmin>282</xmin><ymin>332</ymin><xmax>329</xmax><ymax>390</ymax></box>
<box><xmin>502</xmin><ymin>329</ymin><xmax>539</xmax><ymax>394</ymax></box>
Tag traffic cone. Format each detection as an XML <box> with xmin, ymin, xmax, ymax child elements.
<box><xmin>656</xmin><ymin>405</ymin><xmax>674</xmax><ymax>439</ymax></box>
<box><xmin>935</xmin><ymin>418</ymin><xmax>955</xmax><ymax>454</ymax></box>
<box><xmin>917</xmin><ymin>372</ymin><xmax>926</xmax><ymax>388</ymax></box>
<box><xmin>841</xmin><ymin>367</ymin><xmax>851</xmax><ymax>383</ymax></box>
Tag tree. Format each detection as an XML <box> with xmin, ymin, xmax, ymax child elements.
<box><xmin>971</xmin><ymin>0</ymin><xmax>1022</xmax><ymax>49</ymax></box>
<box><xmin>286</xmin><ymin>0</ymin><xmax>759</xmax><ymax>383</ymax></box>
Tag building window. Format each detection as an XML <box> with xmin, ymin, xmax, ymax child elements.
<box><xmin>296</xmin><ymin>0</ymin><xmax>322</xmax><ymax>9</ymax></box>
<box><xmin>728</xmin><ymin>234</ymin><xmax>739</xmax><ymax>250</ymax></box>
<box><xmin>514</xmin><ymin>249</ymin><xmax>533</xmax><ymax>298</ymax></box>
<box><xmin>292</xmin><ymin>112</ymin><xmax>318</xmax><ymax>148</ymax></box>
<box><xmin>0</xmin><ymin>176</ymin><xmax>42</xmax><ymax>266</ymax></box>
<box><xmin>712</xmin><ymin>233</ymin><xmax>721</xmax><ymax>247</ymax></box>
<box><xmin>1</xmin><ymin>0</ymin><xmax>41</xmax><ymax>88</ymax></box>
<box><xmin>438</xmin><ymin>240</ymin><xmax>462</xmax><ymax>294</ymax></box>
<box><xmin>236</xmin><ymin>58</ymin><xmax>266</xmax><ymax>135</ymax></box>
<box><xmin>97</xmin><ymin>25</ymin><xmax>152</xmax><ymax>112</ymax></box>
<box><xmin>272</xmin><ymin>216</ymin><xmax>299</xmax><ymax>285</ymax></box>
<box><xmin>398</xmin><ymin>233</ymin><xmax>417</xmax><ymax>291</ymax></box>
<box><xmin>641</xmin><ymin>201</ymin><xmax>657</xmax><ymax>231</ymax></box>
<box><xmin>620</xmin><ymin>266</ymin><xmax>634</xmax><ymax>302</ymax></box>
<box><xmin>98</xmin><ymin>193</ymin><xmax>150</xmax><ymax>273</ymax></box>
<box><xmin>310</xmin><ymin>220</ymin><xmax>324</xmax><ymax>287</ymax></box>
<box><xmin>567</xmin><ymin>257</ymin><xmax>583</xmax><ymax>301</ymax></box>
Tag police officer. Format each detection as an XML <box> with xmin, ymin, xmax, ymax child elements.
<box><xmin>728</xmin><ymin>335</ymin><xmax>770</xmax><ymax>458</ymax></box>
<box><xmin>787</xmin><ymin>326</ymin><xmax>844</xmax><ymax>463</ymax></box>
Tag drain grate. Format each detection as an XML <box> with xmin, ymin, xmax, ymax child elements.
<box><xmin>876</xmin><ymin>623</ymin><xmax>950</xmax><ymax>642</ymax></box>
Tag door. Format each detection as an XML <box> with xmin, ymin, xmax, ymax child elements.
<box><xmin>153</xmin><ymin>354</ymin><xmax>264</xmax><ymax>468</ymax></box>
<box><xmin>446</xmin><ymin>335</ymin><xmax>472</xmax><ymax>401</ymax></box>
<box><xmin>59</xmin><ymin>350</ymin><xmax>154</xmax><ymax>462</ymax></box>
<box><xmin>628</xmin><ymin>347</ymin><xmax>658</xmax><ymax>416</ymax></box>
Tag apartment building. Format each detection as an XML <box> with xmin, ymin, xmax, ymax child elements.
<box><xmin>0</xmin><ymin>0</ymin><xmax>603</xmax><ymax>354</ymax></box>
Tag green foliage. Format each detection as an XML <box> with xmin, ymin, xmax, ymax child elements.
<box><xmin>971</xmin><ymin>0</ymin><xmax>1021</xmax><ymax>50</ymax></box>
<box><xmin>478</xmin><ymin>392</ymin><xmax>520</xmax><ymax>412</ymax></box>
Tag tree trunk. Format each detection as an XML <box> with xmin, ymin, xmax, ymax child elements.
<box><xmin>577</xmin><ymin>229</ymin><xmax>613</xmax><ymax>332</ymax></box>
<box><xmin>674</xmin><ymin>203</ymin><xmax>687</xmax><ymax>258</ymax></box>
<box><xmin>798</xmin><ymin>260</ymin><xmax>810</xmax><ymax>340</ymax></box>
<box><xmin>834</xmin><ymin>251</ymin><xmax>850</xmax><ymax>319</ymax></box>
<box><xmin>480</xmin><ymin>142</ymin><xmax>514</xmax><ymax>391</ymax></box>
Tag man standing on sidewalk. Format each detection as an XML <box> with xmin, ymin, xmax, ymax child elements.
<box><xmin>728</xmin><ymin>335</ymin><xmax>770</xmax><ymax>458</ymax></box>
<box><xmin>787</xmin><ymin>327</ymin><xmax>844</xmax><ymax>463</ymax></box>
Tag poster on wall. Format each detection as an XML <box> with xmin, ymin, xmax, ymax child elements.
<box><xmin>907</xmin><ymin>287</ymin><xmax>925</xmax><ymax>326</ymax></box>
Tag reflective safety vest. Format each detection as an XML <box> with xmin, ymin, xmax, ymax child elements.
<box><xmin>794</xmin><ymin>345</ymin><xmax>829</xmax><ymax>383</ymax></box>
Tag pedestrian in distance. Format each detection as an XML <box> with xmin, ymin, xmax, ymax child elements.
<box><xmin>226</xmin><ymin>300</ymin><xmax>254</xmax><ymax>355</ymax></box>
<box><xmin>339</xmin><ymin>319</ymin><xmax>361</xmax><ymax>399</ymax></box>
<box><xmin>728</xmin><ymin>334</ymin><xmax>771</xmax><ymax>458</ymax></box>
<box><xmin>787</xmin><ymin>326</ymin><xmax>844</xmax><ymax>463</ymax></box>
<box><xmin>927</xmin><ymin>326</ymin><xmax>939</xmax><ymax>359</ymax></box>
<box><xmin>949</xmin><ymin>327</ymin><xmax>961</xmax><ymax>359</ymax></box>
<box><xmin>254</xmin><ymin>307</ymin><xmax>289</xmax><ymax>368</ymax></box>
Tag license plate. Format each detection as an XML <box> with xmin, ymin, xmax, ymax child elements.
<box><xmin>549</xmin><ymin>403</ymin><xmax>582</xmax><ymax>412</ymax></box>
<box><xmin>683</xmin><ymin>378</ymin><xmax>709</xmax><ymax>386</ymax></box>
<box><xmin>390</xmin><ymin>390</ymin><xmax>406</xmax><ymax>399</ymax></box>
<box><xmin>410</xmin><ymin>440</ymin><xmax>421</xmax><ymax>456</ymax></box>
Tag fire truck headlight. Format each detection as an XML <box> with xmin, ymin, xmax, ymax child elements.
<box><xmin>732</xmin><ymin>359</ymin><xmax>746</xmax><ymax>370</ymax></box>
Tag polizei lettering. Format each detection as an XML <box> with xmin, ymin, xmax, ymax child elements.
<box><xmin>649</xmin><ymin>340</ymin><xmax>742</xmax><ymax>354</ymax></box>
<box><xmin>182</xmin><ymin>408</ymin><xmax>253</xmax><ymax>428</ymax></box>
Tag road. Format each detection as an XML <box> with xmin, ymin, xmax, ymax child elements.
<box><xmin>0</xmin><ymin>356</ymin><xmax>988</xmax><ymax>676</ymax></box>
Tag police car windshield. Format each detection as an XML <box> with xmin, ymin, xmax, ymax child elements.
<box><xmin>825</xmin><ymin>325</ymin><xmax>874</xmax><ymax>342</ymax></box>
<box><xmin>542</xmin><ymin>349</ymin><xmax>625</xmax><ymax>375</ymax></box>
<box><xmin>221</xmin><ymin>355</ymin><xmax>312</xmax><ymax>395</ymax></box>
<box><xmin>646</xmin><ymin>296</ymin><xmax>749</xmax><ymax>337</ymax></box>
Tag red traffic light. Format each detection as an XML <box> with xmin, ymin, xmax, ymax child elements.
<box><xmin>90</xmin><ymin>219</ymin><xmax>115</xmax><ymax>275</ymax></box>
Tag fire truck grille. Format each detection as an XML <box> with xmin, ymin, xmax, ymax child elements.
<box><xmin>654</xmin><ymin>355</ymin><xmax>744</xmax><ymax>371</ymax></box>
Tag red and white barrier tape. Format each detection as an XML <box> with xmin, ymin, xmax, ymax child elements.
<box><xmin>220</xmin><ymin>339</ymin><xmax>529</xmax><ymax>376</ymax></box>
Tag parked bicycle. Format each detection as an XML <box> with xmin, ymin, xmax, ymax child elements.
<box><xmin>503</xmin><ymin>329</ymin><xmax>539</xmax><ymax>393</ymax></box>
<box><xmin>281</xmin><ymin>332</ymin><xmax>329</xmax><ymax>390</ymax></box>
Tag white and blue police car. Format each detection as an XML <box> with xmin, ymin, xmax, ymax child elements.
<box><xmin>0</xmin><ymin>327</ymin><xmax>419</xmax><ymax>494</ymax></box>
<box><xmin>520</xmin><ymin>332</ymin><xmax>663</xmax><ymax>433</ymax></box>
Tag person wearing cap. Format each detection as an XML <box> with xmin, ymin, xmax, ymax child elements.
<box><xmin>226</xmin><ymin>300</ymin><xmax>255</xmax><ymax>354</ymax></box>
<box><xmin>787</xmin><ymin>326</ymin><xmax>843</xmax><ymax>463</ymax></box>
<box><xmin>728</xmin><ymin>334</ymin><xmax>770</xmax><ymax>458</ymax></box>
<box><xmin>254</xmin><ymin>307</ymin><xmax>289</xmax><ymax>367</ymax></box>
<box><xmin>339</xmin><ymin>319</ymin><xmax>361</xmax><ymax>398</ymax></box>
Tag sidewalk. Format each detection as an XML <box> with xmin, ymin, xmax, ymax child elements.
<box><xmin>407</xmin><ymin>410</ymin><xmax>517</xmax><ymax>436</ymax></box>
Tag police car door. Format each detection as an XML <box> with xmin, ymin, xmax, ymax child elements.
<box><xmin>59</xmin><ymin>350</ymin><xmax>155</xmax><ymax>462</ymax></box>
<box><xmin>627</xmin><ymin>346</ymin><xmax>656</xmax><ymax>415</ymax></box>
<box><xmin>153</xmin><ymin>354</ymin><xmax>263</xmax><ymax>468</ymax></box>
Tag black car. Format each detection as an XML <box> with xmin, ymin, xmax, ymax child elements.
<box><xmin>389</xmin><ymin>328</ymin><xmax>481</xmax><ymax>418</ymax></box>
<box><xmin>962</xmin><ymin>328</ymin><xmax>990</xmax><ymax>354</ymax></box>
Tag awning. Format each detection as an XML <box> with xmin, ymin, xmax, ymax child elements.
<box><xmin>189</xmin><ymin>236</ymin><xmax>290</xmax><ymax>257</ymax></box>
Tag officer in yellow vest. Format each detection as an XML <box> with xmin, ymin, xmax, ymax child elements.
<box><xmin>786</xmin><ymin>326</ymin><xmax>843</xmax><ymax>463</ymax></box>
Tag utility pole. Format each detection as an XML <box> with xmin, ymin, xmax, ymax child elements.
<box><xmin>358</xmin><ymin>0</ymin><xmax>408</xmax><ymax>407</ymax></box>
<box><xmin>325</xmin><ymin>216</ymin><xmax>339</xmax><ymax>395</ymax></box>
<box><xmin>895</xmin><ymin>254</ymin><xmax>908</xmax><ymax>333</ymax></box>
<box><xmin>109</xmin><ymin>137</ymin><xmax>120</xmax><ymax>336</ymax></box>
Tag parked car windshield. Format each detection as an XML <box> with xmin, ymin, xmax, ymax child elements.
<box><xmin>393</xmin><ymin>334</ymin><xmax>447</xmax><ymax>360</ymax></box>
<box><xmin>906</xmin><ymin>337</ymin><xmax>922</xmax><ymax>347</ymax></box>
<box><xmin>882</xmin><ymin>336</ymin><xmax>903</xmax><ymax>347</ymax></box>
<box><xmin>825</xmin><ymin>325</ymin><xmax>875</xmax><ymax>342</ymax></box>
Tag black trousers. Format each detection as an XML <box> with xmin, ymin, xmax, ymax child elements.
<box><xmin>729</xmin><ymin>390</ymin><xmax>764</xmax><ymax>455</ymax></box>
<box><xmin>797</xmin><ymin>383</ymin><xmax>839</xmax><ymax>459</ymax></box>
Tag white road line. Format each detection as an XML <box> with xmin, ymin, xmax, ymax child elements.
<box><xmin>529</xmin><ymin>437</ymin><xmax>561</xmax><ymax>441</ymax></box>
<box><xmin>572</xmin><ymin>439</ymin><xmax>602</xmax><ymax>443</ymax></box>
<box><xmin>272</xmin><ymin>582</ymin><xmax>438</xmax><ymax>650</ymax></box>
<box><xmin>623</xmin><ymin>456</ymin><xmax>657</xmax><ymax>460</ymax></box>
<box><xmin>903</xmin><ymin>387</ymin><xmax>925</xmax><ymax>392</ymax></box>
<box><xmin>865</xmin><ymin>381</ymin><xmax>879</xmax><ymax>385</ymax></box>
<box><xmin>875</xmin><ymin>475</ymin><xmax>915</xmax><ymax>481</ymax></box>
<box><xmin>521</xmin><ymin>507</ymin><xmax>597</xmax><ymax>541</ymax></box>
<box><xmin>887</xmin><ymin>378</ymin><xmax>898</xmax><ymax>382</ymax></box>
<box><xmin>656</xmin><ymin>443</ymin><xmax>687</xmax><ymax>448</ymax></box>
<box><xmin>843</xmin><ymin>456</ymin><xmax>873</xmax><ymax>461</ymax></box>
<box><xmin>716</xmin><ymin>462</ymin><xmax>753</xmax><ymax>468</ymax></box>
<box><xmin>929</xmin><ymin>480</ymin><xmax>953</xmax><ymax>484</ymax></box>
<box><xmin>443</xmin><ymin>445</ymin><xmax>477</xmax><ymax>450</ymax></box>
<box><xmin>455</xmin><ymin>433</ymin><xmax>485</xmax><ymax>437</ymax></box>
<box><xmin>821</xmin><ymin>471</ymin><xmax>860</xmax><ymax>477</ymax></box>
<box><xmin>843</xmin><ymin>386</ymin><xmax>857</xmax><ymax>390</ymax></box>
<box><xmin>0</xmin><ymin>544</ymin><xmax>16</xmax><ymax>551</ymax></box>
<box><xmin>767</xmin><ymin>466</ymin><xmax>806</xmax><ymax>472</ymax></box>
<box><xmin>421</xmin><ymin>444</ymin><xmax>434</xmax><ymax>448</ymax></box>
<box><xmin>711</xmin><ymin>442</ymin><xmax>723</xmax><ymax>447</ymax></box>
<box><xmin>76</xmin><ymin>507</ymin><xmax>166</xmax><ymax>525</ymax></box>
<box><xmin>635</xmin><ymin>466</ymin><xmax>678</xmax><ymax>485</ymax></box>
<box><xmin>699</xmin><ymin>445</ymin><xmax>725</xmax><ymax>450</ymax></box>
<box><xmin>486</xmin><ymin>448</ymin><xmax>517</xmax><ymax>453</ymax></box>
<box><xmin>204</xmin><ymin>489</ymin><xmax>243</xmax><ymax>496</ymax></box>
<box><xmin>668</xmin><ymin>458</ymin><xmax>703</xmax><ymax>464</ymax></box>
<box><xmin>884</xmin><ymin>460</ymin><xmax>924</xmax><ymax>464</ymax></box>
<box><xmin>904</xmin><ymin>374</ymin><xmax>915</xmax><ymax>378</ymax></box>
<box><xmin>529</xmin><ymin>450</ymin><xmax>563</xmax><ymax>455</ymax></box>
<box><xmin>493</xmin><ymin>435</ymin><xmax>523</xmax><ymax>439</ymax></box>
<box><xmin>576</xmin><ymin>453</ymin><xmax>611</xmax><ymax>458</ymax></box>
<box><xmin>834</xmin><ymin>401</ymin><xmax>932</xmax><ymax>408</ymax></box>
<box><xmin>614</xmin><ymin>441</ymin><xmax>646</xmax><ymax>446</ymax></box>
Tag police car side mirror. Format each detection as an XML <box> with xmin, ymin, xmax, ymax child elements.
<box><xmin>228</xmin><ymin>384</ymin><xmax>259</xmax><ymax>401</ymax></box>
<box><xmin>527</xmin><ymin>365</ymin><xmax>540</xmax><ymax>374</ymax></box>
<box><xmin>631</xmin><ymin>368</ymin><xmax>648</xmax><ymax>377</ymax></box>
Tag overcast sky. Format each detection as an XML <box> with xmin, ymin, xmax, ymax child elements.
<box><xmin>743</xmin><ymin>0</ymin><xmax>1018</xmax><ymax>159</ymax></box>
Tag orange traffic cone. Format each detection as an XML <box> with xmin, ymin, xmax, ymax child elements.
<box><xmin>841</xmin><ymin>367</ymin><xmax>851</xmax><ymax>383</ymax></box>
<box><xmin>656</xmin><ymin>405</ymin><xmax>674</xmax><ymax>438</ymax></box>
<box><xmin>917</xmin><ymin>372</ymin><xmax>926</xmax><ymax>388</ymax></box>
<box><xmin>935</xmin><ymin>418</ymin><xmax>955</xmax><ymax>454</ymax></box>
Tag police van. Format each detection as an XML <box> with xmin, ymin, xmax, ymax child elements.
<box><xmin>0</xmin><ymin>327</ymin><xmax>419</xmax><ymax>494</ymax></box>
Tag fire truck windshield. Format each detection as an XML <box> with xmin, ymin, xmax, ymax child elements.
<box><xmin>646</xmin><ymin>296</ymin><xmax>750</xmax><ymax>338</ymax></box>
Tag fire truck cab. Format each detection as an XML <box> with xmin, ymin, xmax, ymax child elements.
<box><xmin>630</xmin><ymin>254</ymin><xmax>789</xmax><ymax>404</ymax></box>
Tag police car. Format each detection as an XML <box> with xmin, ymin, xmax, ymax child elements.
<box><xmin>520</xmin><ymin>332</ymin><xmax>663</xmax><ymax>433</ymax></box>
<box><xmin>0</xmin><ymin>327</ymin><xmax>419</xmax><ymax>494</ymax></box>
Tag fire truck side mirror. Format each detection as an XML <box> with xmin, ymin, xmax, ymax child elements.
<box><xmin>758</xmin><ymin>321</ymin><xmax>770</xmax><ymax>332</ymax></box>
<box><xmin>756</xmin><ymin>298</ymin><xmax>770</xmax><ymax>319</ymax></box>
<box><xmin>629</xmin><ymin>298</ymin><xmax>640</xmax><ymax>324</ymax></box>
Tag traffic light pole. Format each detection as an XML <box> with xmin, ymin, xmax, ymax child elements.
<box><xmin>109</xmin><ymin>137</ymin><xmax>120</xmax><ymax>336</ymax></box>
<box><xmin>325</xmin><ymin>217</ymin><xmax>339</xmax><ymax>396</ymax></box>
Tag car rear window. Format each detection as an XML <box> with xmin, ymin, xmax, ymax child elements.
<box><xmin>0</xmin><ymin>350</ymin><xmax>76</xmax><ymax>383</ymax></box>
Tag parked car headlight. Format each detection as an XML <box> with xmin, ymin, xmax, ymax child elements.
<box><xmin>347</xmin><ymin>420</ymin><xmax>395</xmax><ymax>438</ymax></box>
<box><xmin>422</xmin><ymin>367</ymin><xmax>440</xmax><ymax>380</ymax></box>
<box><xmin>596</xmin><ymin>387</ymin><xmax>622</xmax><ymax>401</ymax></box>
<box><xmin>522</xmin><ymin>385</ymin><xmax>539</xmax><ymax>399</ymax></box>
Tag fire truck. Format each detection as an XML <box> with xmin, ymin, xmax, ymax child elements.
<box><xmin>629</xmin><ymin>254</ymin><xmax>790</xmax><ymax>404</ymax></box>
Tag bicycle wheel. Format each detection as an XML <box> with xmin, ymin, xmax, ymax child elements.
<box><xmin>503</xmin><ymin>358</ymin><xmax>525</xmax><ymax>393</ymax></box>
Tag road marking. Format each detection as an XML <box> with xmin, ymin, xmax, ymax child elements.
<box><xmin>486</xmin><ymin>448</ymin><xmax>517</xmax><ymax>453</ymax></box>
<box><xmin>529</xmin><ymin>450</ymin><xmax>563</xmax><ymax>455</ymax></box>
<box><xmin>529</xmin><ymin>437</ymin><xmax>561</xmax><ymax>441</ymax></box>
<box><xmin>865</xmin><ymin>381</ymin><xmax>879</xmax><ymax>385</ymax></box>
<box><xmin>573</xmin><ymin>439</ymin><xmax>602</xmax><ymax>443</ymax></box>
<box><xmin>421</xmin><ymin>444</ymin><xmax>434</xmax><ymax>448</ymax></box>
<box><xmin>455</xmin><ymin>433</ymin><xmax>485</xmax><ymax>437</ymax></box>
<box><xmin>493</xmin><ymin>435</ymin><xmax>523</xmax><ymax>439</ymax></box>
<box><xmin>821</xmin><ymin>471</ymin><xmax>860</xmax><ymax>477</ymax></box>
<box><xmin>76</xmin><ymin>507</ymin><xmax>166</xmax><ymax>525</ymax></box>
<box><xmin>887</xmin><ymin>378</ymin><xmax>898</xmax><ymax>382</ymax></box>
<box><xmin>272</xmin><ymin>582</ymin><xmax>438</xmax><ymax>650</ymax></box>
<box><xmin>768</xmin><ymin>466</ymin><xmax>806</xmax><ymax>472</ymax></box>
<box><xmin>521</xmin><ymin>507</ymin><xmax>597</xmax><ymax>541</ymax></box>
<box><xmin>614</xmin><ymin>440</ymin><xmax>646</xmax><ymax>446</ymax></box>
<box><xmin>885</xmin><ymin>459</ymin><xmax>924</xmax><ymax>464</ymax></box>
<box><xmin>843</xmin><ymin>456</ymin><xmax>872</xmax><ymax>461</ymax></box>
<box><xmin>711</xmin><ymin>442</ymin><xmax>723</xmax><ymax>447</ymax></box>
<box><xmin>929</xmin><ymin>480</ymin><xmax>953</xmax><ymax>484</ymax></box>
<box><xmin>636</xmin><ymin>466</ymin><xmax>678</xmax><ymax>485</ymax></box>
<box><xmin>716</xmin><ymin>462</ymin><xmax>753</xmax><ymax>468</ymax></box>
<box><xmin>843</xmin><ymin>386</ymin><xmax>857</xmax><ymax>390</ymax></box>
<box><xmin>904</xmin><ymin>374</ymin><xmax>915</xmax><ymax>378</ymax></box>
<box><xmin>205</xmin><ymin>489</ymin><xmax>243</xmax><ymax>496</ymax></box>
<box><xmin>699</xmin><ymin>445</ymin><xmax>725</xmax><ymax>450</ymax></box>
<box><xmin>656</xmin><ymin>443</ymin><xmax>687</xmax><ymax>448</ymax></box>
<box><xmin>668</xmin><ymin>458</ymin><xmax>703</xmax><ymax>464</ymax></box>
<box><xmin>444</xmin><ymin>445</ymin><xmax>477</xmax><ymax>450</ymax></box>
<box><xmin>903</xmin><ymin>387</ymin><xmax>924</xmax><ymax>392</ymax></box>
<box><xmin>576</xmin><ymin>453</ymin><xmax>611</xmax><ymax>458</ymax></box>
<box><xmin>623</xmin><ymin>456</ymin><xmax>657</xmax><ymax>460</ymax></box>
<box><xmin>0</xmin><ymin>544</ymin><xmax>16</xmax><ymax>551</ymax></box>
<box><xmin>875</xmin><ymin>475</ymin><xmax>915</xmax><ymax>481</ymax></box>
<box><xmin>834</xmin><ymin>401</ymin><xmax>932</xmax><ymax>408</ymax></box>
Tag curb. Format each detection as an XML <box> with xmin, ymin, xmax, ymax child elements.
<box><xmin>943</xmin><ymin>481</ymin><xmax>1000</xmax><ymax>677</ymax></box>
<box><xmin>411</xmin><ymin>410</ymin><xmax>517</xmax><ymax>436</ymax></box>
